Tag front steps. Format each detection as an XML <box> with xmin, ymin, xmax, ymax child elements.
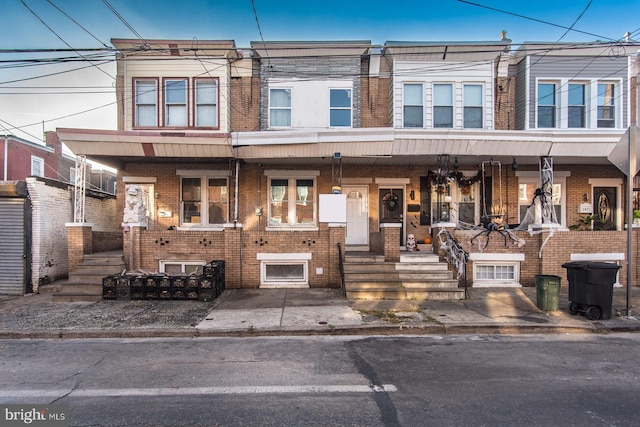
<box><xmin>344</xmin><ymin>250</ymin><xmax>465</xmax><ymax>301</ymax></box>
<box><xmin>52</xmin><ymin>251</ymin><xmax>125</xmax><ymax>302</ymax></box>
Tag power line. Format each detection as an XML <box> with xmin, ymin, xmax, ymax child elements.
<box><xmin>19</xmin><ymin>0</ymin><xmax>114</xmax><ymax>80</ymax></box>
<box><xmin>101</xmin><ymin>0</ymin><xmax>148</xmax><ymax>47</ymax></box>
<box><xmin>45</xmin><ymin>0</ymin><xmax>110</xmax><ymax>48</ymax></box>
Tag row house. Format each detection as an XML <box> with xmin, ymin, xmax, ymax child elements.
<box><xmin>57</xmin><ymin>38</ymin><xmax>640</xmax><ymax>295</ymax></box>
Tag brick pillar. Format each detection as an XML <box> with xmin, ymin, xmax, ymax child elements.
<box><xmin>329</xmin><ymin>223</ymin><xmax>346</xmax><ymax>288</ymax></box>
<box><xmin>224</xmin><ymin>224</ymin><xmax>243</xmax><ymax>289</ymax></box>
<box><xmin>380</xmin><ymin>223</ymin><xmax>401</xmax><ymax>262</ymax></box>
<box><xmin>65</xmin><ymin>223</ymin><xmax>93</xmax><ymax>272</ymax></box>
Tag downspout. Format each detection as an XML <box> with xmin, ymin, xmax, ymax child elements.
<box><xmin>3</xmin><ymin>134</ymin><xmax>7</xmax><ymax>181</ymax></box>
<box><xmin>234</xmin><ymin>160</ymin><xmax>239</xmax><ymax>224</ymax></box>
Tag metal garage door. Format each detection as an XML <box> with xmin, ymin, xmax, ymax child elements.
<box><xmin>0</xmin><ymin>194</ymin><xmax>32</xmax><ymax>295</ymax></box>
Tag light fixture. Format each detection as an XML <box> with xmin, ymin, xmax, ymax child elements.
<box><xmin>511</xmin><ymin>157</ymin><xmax>518</xmax><ymax>171</ymax></box>
<box><xmin>410</xmin><ymin>190</ymin><xmax>415</xmax><ymax>200</ymax></box>
<box><xmin>453</xmin><ymin>157</ymin><xmax>459</xmax><ymax>170</ymax></box>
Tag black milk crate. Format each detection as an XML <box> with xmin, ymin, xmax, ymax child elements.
<box><xmin>157</xmin><ymin>275</ymin><xmax>171</xmax><ymax>289</ymax></box>
<box><xmin>144</xmin><ymin>289</ymin><xmax>159</xmax><ymax>300</ymax></box>
<box><xmin>199</xmin><ymin>276</ymin><xmax>214</xmax><ymax>289</ymax></box>
<box><xmin>131</xmin><ymin>275</ymin><xmax>145</xmax><ymax>289</ymax></box>
<box><xmin>116</xmin><ymin>286</ymin><xmax>131</xmax><ymax>300</ymax></box>
<box><xmin>103</xmin><ymin>276</ymin><xmax>117</xmax><ymax>300</ymax></box>
<box><xmin>203</xmin><ymin>260</ymin><xmax>225</xmax><ymax>278</ymax></box>
<box><xmin>103</xmin><ymin>275</ymin><xmax>117</xmax><ymax>289</ymax></box>
<box><xmin>171</xmin><ymin>289</ymin><xmax>187</xmax><ymax>300</ymax></box>
<box><xmin>185</xmin><ymin>276</ymin><xmax>200</xmax><ymax>289</ymax></box>
<box><xmin>171</xmin><ymin>275</ymin><xmax>188</xmax><ymax>289</ymax></box>
<box><xmin>158</xmin><ymin>289</ymin><xmax>172</xmax><ymax>300</ymax></box>
<box><xmin>186</xmin><ymin>290</ymin><xmax>199</xmax><ymax>300</ymax></box>
<box><xmin>198</xmin><ymin>289</ymin><xmax>215</xmax><ymax>301</ymax></box>
<box><xmin>130</xmin><ymin>290</ymin><xmax>145</xmax><ymax>300</ymax></box>
<box><xmin>144</xmin><ymin>275</ymin><xmax>158</xmax><ymax>288</ymax></box>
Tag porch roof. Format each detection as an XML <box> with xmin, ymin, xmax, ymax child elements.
<box><xmin>56</xmin><ymin>128</ymin><xmax>233</xmax><ymax>169</ymax></box>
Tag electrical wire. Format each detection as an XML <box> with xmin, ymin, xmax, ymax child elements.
<box><xmin>45</xmin><ymin>0</ymin><xmax>110</xmax><ymax>48</ymax></box>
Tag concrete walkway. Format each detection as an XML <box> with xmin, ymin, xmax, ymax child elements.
<box><xmin>1</xmin><ymin>284</ymin><xmax>639</xmax><ymax>339</ymax></box>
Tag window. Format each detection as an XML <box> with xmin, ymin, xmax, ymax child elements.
<box><xmin>31</xmin><ymin>156</ymin><xmax>44</xmax><ymax>177</ymax></box>
<box><xmin>69</xmin><ymin>167</ymin><xmax>76</xmax><ymax>185</ymax></box>
<box><xmin>463</xmin><ymin>85</ymin><xmax>482</xmax><ymax>128</ymax></box>
<box><xmin>164</xmin><ymin>79</ymin><xmax>187</xmax><ymax>126</ymax></box>
<box><xmin>537</xmin><ymin>83</ymin><xmax>556</xmax><ymax>128</ymax></box>
<box><xmin>433</xmin><ymin>84</ymin><xmax>453</xmax><ymax>128</ymax></box>
<box><xmin>475</xmin><ymin>264</ymin><xmax>516</xmax><ymax>282</ymax></box>
<box><xmin>258</xmin><ymin>253</ymin><xmax>311</xmax><ymax>287</ymax></box>
<box><xmin>329</xmin><ymin>89</ymin><xmax>352</xmax><ymax>127</ymax></box>
<box><xmin>195</xmin><ymin>79</ymin><xmax>218</xmax><ymax>127</ymax></box>
<box><xmin>134</xmin><ymin>80</ymin><xmax>158</xmax><ymax>127</ymax></box>
<box><xmin>268</xmin><ymin>177</ymin><xmax>316</xmax><ymax>227</ymax></box>
<box><xmin>597</xmin><ymin>83</ymin><xmax>615</xmax><ymax>128</ymax></box>
<box><xmin>270</xmin><ymin>88</ymin><xmax>291</xmax><ymax>127</ymax></box>
<box><xmin>518</xmin><ymin>182</ymin><xmax>562</xmax><ymax>225</ymax></box>
<box><xmin>568</xmin><ymin>84</ymin><xmax>586</xmax><ymax>128</ymax></box>
<box><xmin>403</xmin><ymin>84</ymin><xmax>423</xmax><ymax>127</ymax></box>
<box><xmin>180</xmin><ymin>175</ymin><xmax>228</xmax><ymax>227</ymax></box>
<box><xmin>160</xmin><ymin>260</ymin><xmax>206</xmax><ymax>275</ymax></box>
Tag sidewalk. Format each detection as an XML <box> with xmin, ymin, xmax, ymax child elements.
<box><xmin>1</xmin><ymin>284</ymin><xmax>640</xmax><ymax>339</ymax></box>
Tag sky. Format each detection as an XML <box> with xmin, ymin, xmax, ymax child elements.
<box><xmin>1</xmin><ymin>0</ymin><xmax>639</xmax><ymax>145</ymax></box>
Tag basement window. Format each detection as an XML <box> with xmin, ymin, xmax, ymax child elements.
<box><xmin>159</xmin><ymin>260</ymin><xmax>206</xmax><ymax>275</ymax></box>
<box><xmin>469</xmin><ymin>253</ymin><xmax>523</xmax><ymax>288</ymax></box>
<box><xmin>258</xmin><ymin>253</ymin><xmax>311</xmax><ymax>287</ymax></box>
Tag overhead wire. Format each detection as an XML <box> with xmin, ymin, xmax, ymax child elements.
<box><xmin>45</xmin><ymin>0</ymin><xmax>110</xmax><ymax>48</ymax></box>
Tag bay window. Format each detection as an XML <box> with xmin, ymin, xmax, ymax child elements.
<box><xmin>134</xmin><ymin>79</ymin><xmax>158</xmax><ymax>127</ymax></box>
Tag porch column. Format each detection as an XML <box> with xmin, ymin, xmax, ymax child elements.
<box><xmin>65</xmin><ymin>223</ymin><xmax>93</xmax><ymax>273</ymax></box>
<box><xmin>380</xmin><ymin>223</ymin><xmax>401</xmax><ymax>262</ymax></box>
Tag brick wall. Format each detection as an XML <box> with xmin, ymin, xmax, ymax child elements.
<box><xmin>360</xmin><ymin>76</ymin><xmax>391</xmax><ymax>128</ymax></box>
<box><xmin>230</xmin><ymin>75</ymin><xmax>260</xmax><ymax>131</ymax></box>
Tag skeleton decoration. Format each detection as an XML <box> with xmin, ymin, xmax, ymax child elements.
<box><xmin>123</xmin><ymin>184</ymin><xmax>147</xmax><ymax>224</ymax></box>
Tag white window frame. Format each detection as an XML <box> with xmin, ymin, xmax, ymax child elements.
<box><xmin>265</xmin><ymin>170</ymin><xmax>319</xmax><ymax>230</ymax></box>
<box><xmin>329</xmin><ymin>88</ymin><xmax>352</xmax><ymax>127</ymax></box>
<box><xmin>134</xmin><ymin>79</ymin><xmax>158</xmax><ymax>127</ymax></box>
<box><xmin>31</xmin><ymin>155</ymin><xmax>44</xmax><ymax>177</ymax></box>
<box><xmin>463</xmin><ymin>84</ymin><xmax>483</xmax><ymax>129</ymax></box>
<box><xmin>159</xmin><ymin>260</ymin><xmax>206</xmax><ymax>275</ymax></box>
<box><xmin>177</xmin><ymin>170</ymin><xmax>229</xmax><ymax>230</ymax></box>
<box><xmin>258</xmin><ymin>253</ymin><xmax>311</xmax><ymax>288</ymax></box>
<box><xmin>516</xmin><ymin>171</ymin><xmax>570</xmax><ymax>227</ymax></box>
<box><xmin>164</xmin><ymin>78</ymin><xmax>188</xmax><ymax>127</ymax></box>
<box><xmin>567</xmin><ymin>82</ymin><xmax>587</xmax><ymax>128</ymax></box>
<box><xmin>433</xmin><ymin>83</ymin><xmax>454</xmax><ymax>128</ymax></box>
<box><xmin>269</xmin><ymin>88</ymin><xmax>292</xmax><ymax>128</ymax></box>
<box><xmin>469</xmin><ymin>253</ymin><xmax>524</xmax><ymax>288</ymax></box>
<box><xmin>403</xmin><ymin>83</ymin><xmax>424</xmax><ymax>128</ymax></box>
<box><xmin>194</xmin><ymin>78</ymin><xmax>219</xmax><ymax>128</ymax></box>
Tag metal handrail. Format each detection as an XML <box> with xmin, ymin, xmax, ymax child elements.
<box><xmin>337</xmin><ymin>242</ymin><xmax>346</xmax><ymax>297</ymax></box>
<box><xmin>436</xmin><ymin>229</ymin><xmax>469</xmax><ymax>295</ymax></box>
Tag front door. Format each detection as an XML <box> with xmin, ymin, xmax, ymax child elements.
<box><xmin>345</xmin><ymin>186</ymin><xmax>369</xmax><ymax>245</ymax></box>
<box><xmin>379</xmin><ymin>188</ymin><xmax>404</xmax><ymax>245</ymax></box>
<box><xmin>593</xmin><ymin>187</ymin><xmax>617</xmax><ymax>230</ymax></box>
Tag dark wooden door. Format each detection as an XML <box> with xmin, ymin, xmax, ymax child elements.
<box><xmin>593</xmin><ymin>187</ymin><xmax>617</xmax><ymax>230</ymax></box>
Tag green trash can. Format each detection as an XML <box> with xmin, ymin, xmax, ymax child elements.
<box><xmin>535</xmin><ymin>274</ymin><xmax>561</xmax><ymax>311</ymax></box>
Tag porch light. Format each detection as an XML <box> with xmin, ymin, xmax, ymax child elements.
<box><xmin>511</xmin><ymin>157</ymin><xmax>518</xmax><ymax>171</ymax></box>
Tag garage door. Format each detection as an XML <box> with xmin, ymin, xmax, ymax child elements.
<box><xmin>0</xmin><ymin>198</ymin><xmax>31</xmax><ymax>295</ymax></box>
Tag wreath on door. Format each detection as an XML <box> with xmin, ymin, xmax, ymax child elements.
<box><xmin>382</xmin><ymin>192</ymin><xmax>399</xmax><ymax>211</ymax></box>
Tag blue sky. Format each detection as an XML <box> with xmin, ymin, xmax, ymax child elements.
<box><xmin>1</xmin><ymin>0</ymin><xmax>639</xmax><ymax>142</ymax></box>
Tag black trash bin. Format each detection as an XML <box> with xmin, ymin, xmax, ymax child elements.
<box><xmin>561</xmin><ymin>261</ymin><xmax>620</xmax><ymax>320</ymax></box>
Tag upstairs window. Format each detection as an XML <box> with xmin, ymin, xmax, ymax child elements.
<box><xmin>568</xmin><ymin>84</ymin><xmax>586</xmax><ymax>128</ymax></box>
<box><xmin>433</xmin><ymin>84</ymin><xmax>453</xmax><ymax>128</ymax></box>
<box><xmin>537</xmin><ymin>83</ymin><xmax>556</xmax><ymax>128</ymax></box>
<box><xmin>597</xmin><ymin>83</ymin><xmax>615</xmax><ymax>128</ymax></box>
<box><xmin>134</xmin><ymin>79</ymin><xmax>158</xmax><ymax>127</ymax></box>
<box><xmin>31</xmin><ymin>156</ymin><xmax>44</xmax><ymax>177</ymax></box>
<box><xmin>195</xmin><ymin>79</ymin><xmax>218</xmax><ymax>127</ymax></box>
<box><xmin>270</xmin><ymin>88</ymin><xmax>291</xmax><ymax>127</ymax></box>
<box><xmin>463</xmin><ymin>84</ymin><xmax>483</xmax><ymax>128</ymax></box>
<box><xmin>403</xmin><ymin>84</ymin><xmax>423</xmax><ymax>128</ymax></box>
<box><xmin>329</xmin><ymin>89</ymin><xmax>352</xmax><ymax>127</ymax></box>
<box><xmin>164</xmin><ymin>79</ymin><xmax>187</xmax><ymax>127</ymax></box>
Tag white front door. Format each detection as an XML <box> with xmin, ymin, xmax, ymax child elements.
<box><xmin>345</xmin><ymin>186</ymin><xmax>369</xmax><ymax>245</ymax></box>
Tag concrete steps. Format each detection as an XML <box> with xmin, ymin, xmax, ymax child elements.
<box><xmin>343</xmin><ymin>249</ymin><xmax>464</xmax><ymax>301</ymax></box>
<box><xmin>52</xmin><ymin>252</ymin><xmax>125</xmax><ymax>302</ymax></box>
